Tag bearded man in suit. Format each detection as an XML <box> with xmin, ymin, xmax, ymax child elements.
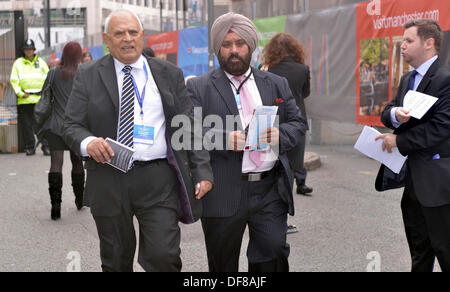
<box><xmin>187</xmin><ymin>12</ymin><xmax>306</xmax><ymax>272</ymax></box>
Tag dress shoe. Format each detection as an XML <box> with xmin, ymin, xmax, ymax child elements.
<box><xmin>297</xmin><ymin>184</ymin><xmax>313</xmax><ymax>196</ymax></box>
<box><xmin>25</xmin><ymin>148</ymin><xmax>36</xmax><ymax>156</ymax></box>
<box><xmin>42</xmin><ymin>147</ymin><xmax>51</xmax><ymax>156</ymax></box>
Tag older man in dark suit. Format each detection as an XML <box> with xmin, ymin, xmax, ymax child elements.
<box><xmin>63</xmin><ymin>9</ymin><xmax>213</xmax><ymax>272</ymax></box>
<box><xmin>187</xmin><ymin>12</ymin><xmax>306</xmax><ymax>272</ymax></box>
<box><xmin>376</xmin><ymin>19</ymin><xmax>450</xmax><ymax>272</ymax></box>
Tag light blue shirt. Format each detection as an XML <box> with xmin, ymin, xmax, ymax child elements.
<box><xmin>390</xmin><ymin>55</ymin><xmax>438</xmax><ymax>128</ymax></box>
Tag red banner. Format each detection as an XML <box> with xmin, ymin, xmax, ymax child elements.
<box><xmin>146</xmin><ymin>31</ymin><xmax>179</xmax><ymax>66</ymax></box>
<box><xmin>356</xmin><ymin>0</ymin><xmax>450</xmax><ymax>126</ymax></box>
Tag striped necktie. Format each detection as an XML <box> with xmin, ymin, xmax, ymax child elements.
<box><xmin>118</xmin><ymin>65</ymin><xmax>135</xmax><ymax>148</ymax></box>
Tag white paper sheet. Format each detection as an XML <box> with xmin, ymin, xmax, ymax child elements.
<box><xmin>354</xmin><ymin>126</ymin><xmax>407</xmax><ymax>174</ymax></box>
<box><xmin>403</xmin><ymin>90</ymin><xmax>438</xmax><ymax>119</ymax></box>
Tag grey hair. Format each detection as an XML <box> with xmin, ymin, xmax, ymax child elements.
<box><xmin>104</xmin><ymin>9</ymin><xmax>144</xmax><ymax>34</ymax></box>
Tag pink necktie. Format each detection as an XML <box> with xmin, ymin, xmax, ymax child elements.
<box><xmin>234</xmin><ymin>75</ymin><xmax>263</xmax><ymax>168</ymax></box>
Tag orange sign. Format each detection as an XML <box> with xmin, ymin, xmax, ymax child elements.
<box><xmin>146</xmin><ymin>31</ymin><xmax>179</xmax><ymax>66</ymax></box>
<box><xmin>356</xmin><ymin>0</ymin><xmax>450</xmax><ymax>126</ymax></box>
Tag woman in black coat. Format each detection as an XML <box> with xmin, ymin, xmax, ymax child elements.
<box><xmin>36</xmin><ymin>42</ymin><xmax>84</xmax><ymax>220</ymax></box>
<box><xmin>262</xmin><ymin>33</ymin><xmax>313</xmax><ymax>197</ymax></box>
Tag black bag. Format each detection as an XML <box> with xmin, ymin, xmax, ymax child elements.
<box><xmin>375</xmin><ymin>162</ymin><xmax>407</xmax><ymax>192</ymax></box>
<box><xmin>34</xmin><ymin>68</ymin><xmax>56</xmax><ymax>130</ymax></box>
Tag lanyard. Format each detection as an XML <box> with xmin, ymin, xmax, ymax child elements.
<box><xmin>229</xmin><ymin>72</ymin><xmax>253</xmax><ymax>128</ymax></box>
<box><xmin>128</xmin><ymin>62</ymin><xmax>149</xmax><ymax>120</ymax></box>
<box><xmin>229</xmin><ymin>72</ymin><xmax>252</xmax><ymax>111</ymax></box>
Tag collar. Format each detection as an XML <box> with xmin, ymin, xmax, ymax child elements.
<box><xmin>224</xmin><ymin>67</ymin><xmax>253</xmax><ymax>81</ymax></box>
<box><xmin>414</xmin><ymin>55</ymin><xmax>438</xmax><ymax>77</ymax></box>
<box><xmin>22</xmin><ymin>55</ymin><xmax>38</xmax><ymax>64</ymax></box>
<box><xmin>113</xmin><ymin>55</ymin><xmax>146</xmax><ymax>73</ymax></box>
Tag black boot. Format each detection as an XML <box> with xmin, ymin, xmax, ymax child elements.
<box><xmin>48</xmin><ymin>172</ymin><xmax>63</xmax><ymax>220</ymax></box>
<box><xmin>71</xmin><ymin>172</ymin><xmax>85</xmax><ymax>210</ymax></box>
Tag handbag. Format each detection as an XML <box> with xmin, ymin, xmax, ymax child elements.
<box><xmin>34</xmin><ymin>68</ymin><xmax>56</xmax><ymax>130</ymax></box>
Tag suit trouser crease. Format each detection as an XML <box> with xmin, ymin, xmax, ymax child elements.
<box><xmin>201</xmin><ymin>172</ymin><xmax>289</xmax><ymax>272</ymax></box>
<box><xmin>402</xmin><ymin>175</ymin><xmax>450</xmax><ymax>272</ymax></box>
<box><xmin>92</xmin><ymin>160</ymin><xmax>182</xmax><ymax>272</ymax></box>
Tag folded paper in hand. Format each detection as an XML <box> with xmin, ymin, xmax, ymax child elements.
<box><xmin>354</xmin><ymin>126</ymin><xmax>407</xmax><ymax>174</ymax></box>
<box><xmin>105</xmin><ymin>138</ymin><xmax>135</xmax><ymax>173</ymax></box>
<box><xmin>403</xmin><ymin>90</ymin><xmax>438</xmax><ymax>119</ymax></box>
<box><xmin>245</xmin><ymin>106</ymin><xmax>278</xmax><ymax>151</ymax></box>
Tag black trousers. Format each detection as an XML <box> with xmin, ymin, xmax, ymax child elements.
<box><xmin>17</xmin><ymin>104</ymin><xmax>48</xmax><ymax>150</ymax></box>
<box><xmin>93</xmin><ymin>160</ymin><xmax>182</xmax><ymax>272</ymax></box>
<box><xmin>201</xmin><ymin>172</ymin><xmax>290</xmax><ymax>272</ymax></box>
<box><xmin>401</xmin><ymin>177</ymin><xmax>450</xmax><ymax>272</ymax></box>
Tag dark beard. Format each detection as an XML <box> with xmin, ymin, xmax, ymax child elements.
<box><xmin>218</xmin><ymin>52</ymin><xmax>251</xmax><ymax>76</ymax></box>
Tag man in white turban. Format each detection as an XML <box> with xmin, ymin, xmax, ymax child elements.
<box><xmin>187</xmin><ymin>12</ymin><xmax>306</xmax><ymax>272</ymax></box>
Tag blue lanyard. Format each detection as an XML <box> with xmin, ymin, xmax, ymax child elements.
<box><xmin>129</xmin><ymin>62</ymin><xmax>149</xmax><ymax>119</ymax></box>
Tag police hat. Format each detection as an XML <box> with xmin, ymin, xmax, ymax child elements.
<box><xmin>22</xmin><ymin>39</ymin><xmax>36</xmax><ymax>50</ymax></box>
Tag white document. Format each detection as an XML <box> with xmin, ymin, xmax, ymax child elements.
<box><xmin>245</xmin><ymin>106</ymin><xmax>278</xmax><ymax>151</ymax></box>
<box><xmin>403</xmin><ymin>90</ymin><xmax>438</xmax><ymax>119</ymax></box>
<box><xmin>354</xmin><ymin>126</ymin><xmax>407</xmax><ymax>174</ymax></box>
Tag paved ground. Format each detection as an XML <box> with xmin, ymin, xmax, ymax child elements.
<box><xmin>0</xmin><ymin>145</ymin><xmax>442</xmax><ymax>272</ymax></box>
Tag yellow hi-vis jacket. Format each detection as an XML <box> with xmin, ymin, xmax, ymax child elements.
<box><xmin>10</xmin><ymin>55</ymin><xmax>49</xmax><ymax>105</ymax></box>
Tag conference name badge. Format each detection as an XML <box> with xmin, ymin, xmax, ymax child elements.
<box><xmin>134</xmin><ymin>125</ymin><xmax>155</xmax><ymax>145</ymax></box>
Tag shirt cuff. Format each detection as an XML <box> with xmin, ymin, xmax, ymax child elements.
<box><xmin>390</xmin><ymin>107</ymin><xmax>401</xmax><ymax>128</ymax></box>
<box><xmin>80</xmin><ymin>136</ymin><xmax>97</xmax><ymax>157</ymax></box>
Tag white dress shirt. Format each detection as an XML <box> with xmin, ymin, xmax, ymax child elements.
<box><xmin>390</xmin><ymin>55</ymin><xmax>438</xmax><ymax>128</ymax></box>
<box><xmin>225</xmin><ymin>68</ymin><xmax>278</xmax><ymax>174</ymax></box>
<box><xmin>81</xmin><ymin>55</ymin><xmax>167</xmax><ymax>161</ymax></box>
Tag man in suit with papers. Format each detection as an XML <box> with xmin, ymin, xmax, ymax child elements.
<box><xmin>376</xmin><ymin>19</ymin><xmax>450</xmax><ymax>272</ymax></box>
<box><xmin>63</xmin><ymin>10</ymin><xmax>213</xmax><ymax>272</ymax></box>
<box><xmin>186</xmin><ymin>12</ymin><xmax>306</xmax><ymax>272</ymax></box>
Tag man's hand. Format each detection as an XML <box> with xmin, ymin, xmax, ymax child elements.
<box><xmin>228</xmin><ymin>131</ymin><xmax>246</xmax><ymax>152</ymax></box>
<box><xmin>395</xmin><ymin>108</ymin><xmax>411</xmax><ymax>124</ymax></box>
<box><xmin>23</xmin><ymin>93</ymin><xmax>30</xmax><ymax>99</ymax></box>
<box><xmin>375</xmin><ymin>133</ymin><xmax>398</xmax><ymax>153</ymax></box>
<box><xmin>86</xmin><ymin>138</ymin><xmax>115</xmax><ymax>164</ymax></box>
<box><xmin>195</xmin><ymin>180</ymin><xmax>213</xmax><ymax>200</ymax></box>
<box><xmin>259</xmin><ymin>127</ymin><xmax>280</xmax><ymax>146</ymax></box>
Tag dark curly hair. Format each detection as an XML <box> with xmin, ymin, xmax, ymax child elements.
<box><xmin>263</xmin><ymin>33</ymin><xmax>306</xmax><ymax>67</ymax></box>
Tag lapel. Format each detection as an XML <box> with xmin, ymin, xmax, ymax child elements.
<box><xmin>252</xmin><ymin>68</ymin><xmax>274</xmax><ymax>106</ymax></box>
<box><xmin>146</xmin><ymin>57</ymin><xmax>175</xmax><ymax>116</ymax></box>
<box><xmin>98</xmin><ymin>55</ymin><xmax>120</xmax><ymax>115</ymax></box>
<box><xmin>416</xmin><ymin>58</ymin><xmax>440</xmax><ymax>94</ymax></box>
<box><xmin>211</xmin><ymin>68</ymin><xmax>240</xmax><ymax>116</ymax></box>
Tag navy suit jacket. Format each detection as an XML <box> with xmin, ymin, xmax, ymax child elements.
<box><xmin>187</xmin><ymin>67</ymin><xmax>306</xmax><ymax>217</ymax></box>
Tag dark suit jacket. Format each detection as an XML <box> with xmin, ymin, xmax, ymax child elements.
<box><xmin>187</xmin><ymin>67</ymin><xmax>306</xmax><ymax>217</ymax></box>
<box><xmin>63</xmin><ymin>54</ymin><xmax>213</xmax><ymax>223</ymax></box>
<box><xmin>267</xmin><ymin>57</ymin><xmax>311</xmax><ymax>129</ymax></box>
<box><xmin>379</xmin><ymin>58</ymin><xmax>450</xmax><ymax>207</ymax></box>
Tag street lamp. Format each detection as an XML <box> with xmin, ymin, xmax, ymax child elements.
<box><xmin>44</xmin><ymin>0</ymin><xmax>50</xmax><ymax>48</ymax></box>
